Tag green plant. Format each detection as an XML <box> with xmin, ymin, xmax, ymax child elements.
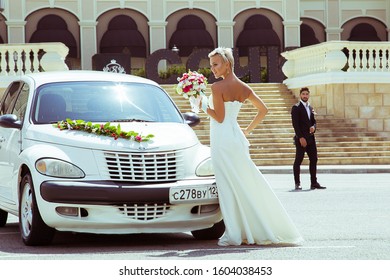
<box><xmin>197</xmin><ymin>67</ymin><xmax>212</xmax><ymax>79</ymax></box>
<box><xmin>159</xmin><ymin>64</ymin><xmax>186</xmax><ymax>79</ymax></box>
<box><xmin>238</xmin><ymin>68</ymin><xmax>268</xmax><ymax>83</ymax></box>
<box><xmin>132</xmin><ymin>68</ymin><xmax>146</xmax><ymax>77</ymax></box>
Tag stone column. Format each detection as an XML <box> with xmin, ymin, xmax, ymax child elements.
<box><xmin>216</xmin><ymin>21</ymin><xmax>235</xmax><ymax>48</ymax></box>
<box><xmin>79</xmin><ymin>20</ymin><xmax>97</xmax><ymax>70</ymax></box>
<box><xmin>283</xmin><ymin>20</ymin><xmax>301</xmax><ymax>48</ymax></box>
<box><xmin>325</xmin><ymin>28</ymin><xmax>343</xmax><ymax>41</ymax></box>
<box><xmin>6</xmin><ymin>20</ymin><xmax>26</xmax><ymax>43</ymax></box>
<box><xmin>326</xmin><ymin>0</ymin><xmax>342</xmax><ymax>40</ymax></box>
<box><xmin>148</xmin><ymin>21</ymin><xmax>168</xmax><ymax>71</ymax></box>
<box><xmin>283</xmin><ymin>0</ymin><xmax>300</xmax><ymax>48</ymax></box>
<box><xmin>148</xmin><ymin>21</ymin><xmax>168</xmax><ymax>53</ymax></box>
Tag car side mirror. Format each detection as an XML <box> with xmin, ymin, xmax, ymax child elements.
<box><xmin>0</xmin><ymin>114</ymin><xmax>22</xmax><ymax>129</ymax></box>
<box><xmin>182</xmin><ymin>112</ymin><xmax>200</xmax><ymax>127</ymax></box>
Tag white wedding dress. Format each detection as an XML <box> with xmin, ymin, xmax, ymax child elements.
<box><xmin>209</xmin><ymin>98</ymin><xmax>303</xmax><ymax>246</ymax></box>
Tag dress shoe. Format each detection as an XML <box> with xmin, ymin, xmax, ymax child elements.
<box><xmin>310</xmin><ymin>182</ymin><xmax>326</xmax><ymax>190</ymax></box>
<box><xmin>295</xmin><ymin>183</ymin><xmax>302</xmax><ymax>191</ymax></box>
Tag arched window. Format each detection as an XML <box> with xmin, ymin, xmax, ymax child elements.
<box><xmin>348</xmin><ymin>23</ymin><xmax>381</xmax><ymax>41</ymax></box>
<box><xmin>100</xmin><ymin>15</ymin><xmax>146</xmax><ymax>57</ymax></box>
<box><xmin>169</xmin><ymin>15</ymin><xmax>214</xmax><ymax>56</ymax></box>
<box><xmin>30</xmin><ymin>15</ymin><xmax>78</xmax><ymax>58</ymax></box>
<box><xmin>300</xmin><ymin>24</ymin><xmax>320</xmax><ymax>47</ymax></box>
<box><xmin>236</xmin><ymin>14</ymin><xmax>280</xmax><ymax>56</ymax></box>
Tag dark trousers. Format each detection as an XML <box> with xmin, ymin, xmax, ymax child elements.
<box><xmin>293</xmin><ymin>139</ymin><xmax>318</xmax><ymax>185</ymax></box>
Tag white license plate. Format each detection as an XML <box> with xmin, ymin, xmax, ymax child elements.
<box><xmin>169</xmin><ymin>185</ymin><xmax>218</xmax><ymax>203</ymax></box>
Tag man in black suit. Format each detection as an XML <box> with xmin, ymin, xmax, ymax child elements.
<box><xmin>291</xmin><ymin>87</ymin><xmax>325</xmax><ymax>190</ymax></box>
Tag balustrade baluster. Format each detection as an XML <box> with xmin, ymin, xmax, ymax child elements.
<box><xmin>9</xmin><ymin>51</ymin><xmax>17</xmax><ymax>75</ymax></box>
<box><xmin>361</xmin><ymin>49</ymin><xmax>368</xmax><ymax>71</ymax></box>
<box><xmin>32</xmin><ymin>48</ymin><xmax>40</xmax><ymax>72</ymax></box>
<box><xmin>347</xmin><ymin>48</ymin><xmax>354</xmax><ymax>72</ymax></box>
<box><xmin>0</xmin><ymin>50</ymin><xmax>7</xmax><ymax>76</ymax></box>
<box><xmin>14</xmin><ymin>50</ymin><xmax>23</xmax><ymax>75</ymax></box>
<box><xmin>24</xmin><ymin>49</ymin><xmax>32</xmax><ymax>74</ymax></box>
<box><xmin>375</xmin><ymin>48</ymin><xmax>382</xmax><ymax>71</ymax></box>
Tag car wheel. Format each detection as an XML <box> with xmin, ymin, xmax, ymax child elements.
<box><xmin>19</xmin><ymin>173</ymin><xmax>55</xmax><ymax>246</ymax></box>
<box><xmin>191</xmin><ymin>220</ymin><xmax>225</xmax><ymax>240</ymax></box>
<box><xmin>0</xmin><ymin>209</ymin><xmax>8</xmax><ymax>227</ymax></box>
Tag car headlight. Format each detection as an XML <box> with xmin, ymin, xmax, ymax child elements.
<box><xmin>196</xmin><ymin>158</ymin><xmax>214</xmax><ymax>177</ymax></box>
<box><xmin>36</xmin><ymin>158</ymin><xmax>85</xmax><ymax>178</ymax></box>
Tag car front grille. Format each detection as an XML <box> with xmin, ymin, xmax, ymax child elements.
<box><xmin>118</xmin><ymin>203</ymin><xmax>170</xmax><ymax>221</ymax></box>
<box><xmin>100</xmin><ymin>150</ymin><xmax>184</xmax><ymax>182</ymax></box>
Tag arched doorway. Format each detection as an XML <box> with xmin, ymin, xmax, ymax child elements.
<box><xmin>29</xmin><ymin>14</ymin><xmax>78</xmax><ymax>58</ymax></box>
<box><xmin>341</xmin><ymin>17</ymin><xmax>387</xmax><ymax>41</ymax></box>
<box><xmin>100</xmin><ymin>15</ymin><xmax>147</xmax><ymax>57</ymax></box>
<box><xmin>169</xmin><ymin>14</ymin><xmax>214</xmax><ymax>57</ymax></box>
<box><xmin>348</xmin><ymin>23</ymin><xmax>381</xmax><ymax>41</ymax></box>
<box><xmin>236</xmin><ymin>14</ymin><xmax>280</xmax><ymax>56</ymax></box>
<box><xmin>235</xmin><ymin>14</ymin><xmax>282</xmax><ymax>82</ymax></box>
<box><xmin>300</xmin><ymin>24</ymin><xmax>320</xmax><ymax>47</ymax></box>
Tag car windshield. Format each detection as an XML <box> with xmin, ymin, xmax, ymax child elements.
<box><xmin>32</xmin><ymin>81</ymin><xmax>183</xmax><ymax>124</ymax></box>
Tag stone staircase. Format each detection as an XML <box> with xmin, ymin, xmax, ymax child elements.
<box><xmin>162</xmin><ymin>83</ymin><xmax>390</xmax><ymax>166</ymax></box>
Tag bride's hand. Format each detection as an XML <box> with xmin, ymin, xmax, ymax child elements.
<box><xmin>201</xmin><ymin>95</ymin><xmax>209</xmax><ymax>113</ymax></box>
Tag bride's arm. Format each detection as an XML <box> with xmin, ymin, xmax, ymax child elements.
<box><xmin>243</xmin><ymin>90</ymin><xmax>268</xmax><ymax>135</ymax></box>
<box><xmin>204</xmin><ymin>84</ymin><xmax>225</xmax><ymax>123</ymax></box>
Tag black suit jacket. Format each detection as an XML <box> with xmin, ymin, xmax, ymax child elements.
<box><xmin>291</xmin><ymin>102</ymin><xmax>317</xmax><ymax>145</ymax></box>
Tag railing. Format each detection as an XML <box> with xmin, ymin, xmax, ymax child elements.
<box><xmin>281</xmin><ymin>41</ymin><xmax>390</xmax><ymax>79</ymax></box>
<box><xmin>0</xmin><ymin>42</ymin><xmax>68</xmax><ymax>76</ymax></box>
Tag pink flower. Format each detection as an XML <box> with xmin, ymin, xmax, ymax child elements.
<box><xmin>183</xmin><ymin>85</ymin><xmax>193</xmax><ymax>93</ymax></box>
<box><xmin>135</xmin><ymin>135</ymin><xmax>142</xmax><ymax>142</ymax></box>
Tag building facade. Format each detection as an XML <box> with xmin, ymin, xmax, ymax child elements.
<box><xmin>1</xmin><ymin>0</ymin><xmax>390</xmax><ymax>76</ymax></box>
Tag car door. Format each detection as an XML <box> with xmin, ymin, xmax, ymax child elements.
<box><xmin>0</xmin><ymin>81</ymin><xmax>26</xmax><ymax>206</ymax></box>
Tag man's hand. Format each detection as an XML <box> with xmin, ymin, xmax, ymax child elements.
<box><xmin>299</xmin><ymin>137</ymin><xmax>307</xmax><ymax>147</ymax></box>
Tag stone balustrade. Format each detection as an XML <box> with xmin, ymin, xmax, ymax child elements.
<box><xmin>282</xmin><ymin>41</ymin><xmax>390</xmax><ymax>78</ymax></box>
<box><xmin>281</xmin><ymin>41</ymin><xmax>390</xmax><ymax>135</ymax></box>
<box><xmin>0</xmin><ymin>42</ymin><xmax>69</xmax><ymax>89</ymax></box>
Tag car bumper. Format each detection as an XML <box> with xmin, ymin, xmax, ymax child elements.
<box><xmin>38</xmin><ymin>179</ymin><xmax>222</xmax><ymax>234</ymax></box>
<box><xmin>40</xmin><ymin>179</ymin><xmax>218</xmax><ymax>205</ymax></box>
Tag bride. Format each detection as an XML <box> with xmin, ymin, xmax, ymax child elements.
<box><xmin>201</xmin><ymin>47</ymin><xmax>303</xmax><ymax>246</ymax></box>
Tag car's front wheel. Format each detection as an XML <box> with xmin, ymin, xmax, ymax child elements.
<box><xmin>191</xmin><ymin>220</ymin><xmax>225</xmax><ymax>240</ymax></box>
<box><xmin>19</xmin><ymin>173</ymin><xmax>55</xmax><ymax>246</ymax></box>
<box><xmin>0</xmin><ymin>209</ymin><xmax>8</xmax><ymax>227</ymax></box>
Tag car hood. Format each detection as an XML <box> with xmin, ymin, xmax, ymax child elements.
<box><xmin>25</xmin><ymin>122</ymin><xmax>200</xmax><ymax>151</ymax></box>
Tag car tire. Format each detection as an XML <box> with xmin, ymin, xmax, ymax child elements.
<box><xmin>19</xmin><ymin>173</ymin><xmax>55</xmax><ymax>246</ymax></box>
<box><xmin>0</xmin><ymin>209</ymin><xmax>8</xmax><ymax>227</ymax></box>
<box><xmin>191</xmin><ymin>220</ymin><xmax>225</xmax><ymax>240</ymax></box>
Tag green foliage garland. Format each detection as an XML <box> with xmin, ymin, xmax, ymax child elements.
<box><xmin>54</xmin><ymin>118</ymin><xmax>154</xmax><ymax>143</ymax></box>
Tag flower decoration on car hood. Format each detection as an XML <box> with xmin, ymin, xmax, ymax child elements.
<box><xmin>54</xmin><ymin>119</ymin><xmax>154</xmax><ymax>142</ymax></box>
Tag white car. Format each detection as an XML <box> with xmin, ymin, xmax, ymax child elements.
<box><xmin>0</xmin><ymin>70</ymin><xmax>223</xmax><ymax>246</ymax></box>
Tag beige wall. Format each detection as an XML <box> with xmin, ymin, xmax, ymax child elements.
<box><xmin>291</xmin><ymin>83</ymin><xmax>390</xmax><ymax>133</ymax></box>
<box><xmin>2</xmin><ymin>0</ymin><xmax>390</xmax><ymax>70</ymax></box>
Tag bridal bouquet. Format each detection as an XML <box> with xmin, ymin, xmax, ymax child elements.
<box><xmin>175</xmin><ymin>70</ymin><xmax>207</xmax><ymax>113</ymax></box>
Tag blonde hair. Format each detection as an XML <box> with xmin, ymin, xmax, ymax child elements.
<box><xmin>208</xmin><ymin>47</ymin><xmax>234</xmax><ymax>69</ymax></box>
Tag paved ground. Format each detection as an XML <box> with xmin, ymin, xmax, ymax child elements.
<box><xmin>1</xmin><ymin>166</ymin><xmax>389</xmax><ymax>279</ymax></box>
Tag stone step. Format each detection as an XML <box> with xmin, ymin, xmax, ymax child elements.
<box><xmin>250</xmin><ymin>150</ymin><xmax>390</xmax><ymax>159</ymax></box>
<box><xmin>252</xmin><ymin>157</ymin><xmax>390</xmax><ymax>166</ymax></box>
<box><xmin>195</xmin><ymin>132</ymin><xmax>386</xmax><ymax>142</ymax></box>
